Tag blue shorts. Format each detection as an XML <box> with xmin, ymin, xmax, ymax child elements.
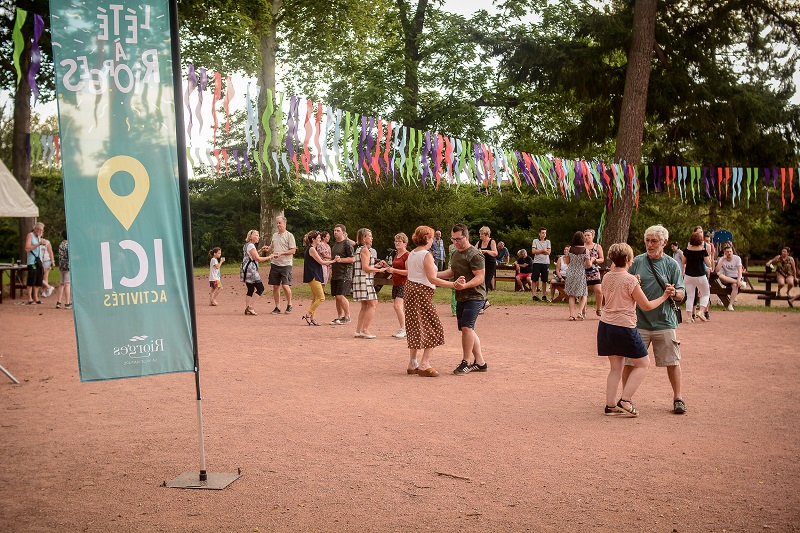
<box><xmin>597</xmin><ymin>321</ymin><xmax>648</xmax><ymax>358</ymax></box>
<box><xmin>456</xmin><ymin>299</ymin><xmax>485</xmax><ymax>330</ymax></box>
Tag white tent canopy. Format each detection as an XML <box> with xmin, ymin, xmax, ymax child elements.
<box><xmin>0</xmin><ymin>159</ymin><xmax>38</xmax><ymax>218</ymax></box>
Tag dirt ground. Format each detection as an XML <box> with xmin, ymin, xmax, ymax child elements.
<box><xmin>1</xmin><ymin>272</ymin><xmax>799</xmax><ymax>532</ymax></box>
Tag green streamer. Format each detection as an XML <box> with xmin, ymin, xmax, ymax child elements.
<box><xmin>12</xmin><ymin>8</ymin><xmax>27</xmax><ymax>87</ymax></box>
<box><xmin>261</xmin><ymin>88</ymin><xmax>274</xmax><ymax>178</ymax></box>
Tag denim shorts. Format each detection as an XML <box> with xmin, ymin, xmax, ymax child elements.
<box><xmin>456</xmin><ymin>299</ymin><xmax>485</xmax><ymax>330</ymax></box>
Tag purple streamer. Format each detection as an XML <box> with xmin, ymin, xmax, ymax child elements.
<box><xmin>365</xmin><ymin>117</ymin><xmax>375</xmax><ymax>180</ymax></box>
<box><xmin>574</xmin><ymin>160</ymin><xmax>583</xmax><ymax>197</ymax></box>
<box><xmin>196</xmin><ymin>68</ymin><xmax>207</xmax><ymax>133</ymax></box>
<box><xmin>234</xmin><ymin>150</ymin><xmax>242</xmax><ymax>177</ymax></box>
<box><xmin>431</xmin><ymin>134</ymin><xmax>440</xmax><ymax>182</ymax></box>
<box><xmin>703</xmin><ymin>166</ymin><xmax>710</xmax><ymax>197</ymax></box>
<box><xmin>772</xmin><ymin>167</ymin><xmax>779</xmax><ymax>189</ymax></box>
<box><xmin>185</xmin><ymin>64</ymin><xmax>197</xmax><ymax>138</ymax></box>
<box><xmin>244</xmin><ymin>149</ymin><xmax>251</xmax><ymax>172</ymax></box>
<box><xmin>28</xmin><ymin>15</ymin><xmax>44</xmax><ymax>105</ymax></box>
<box><xmin>286</xmin><ymin>96</ymin><xmax>299</xmax><ymax>161</ymax></box>
<box><xmin>421</xmin><ymin>131</ymin><xmax>431</xmax><ymax>186</ymax></box>
<box><xmin>358</xmin><ymin>116</ymin><xmax>367</xmax><ymax>182</ymax></box>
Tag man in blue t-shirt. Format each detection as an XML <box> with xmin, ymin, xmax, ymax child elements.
<box><xmin>625</xmin><ymin>225</ymin><xmax>687</xmax><ymax>414</ymax></box>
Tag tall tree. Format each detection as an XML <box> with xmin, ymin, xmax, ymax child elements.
<box><xmin>603</xmin><ymin>0</ymin><xmax>657</xmax><ymax>247</ymax></box>
<box><xmin>0</xmin><ymin>0</ymin><xmax>53</xmax><ymax>259</ymax></box>
<box><xmin>480</xmin><ymin>0</ymin><xmax>800</xmax><ymax>246</ymax></box>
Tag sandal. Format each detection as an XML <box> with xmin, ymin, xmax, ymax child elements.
<box><xmin>569</xmin><ymin>316</ymin><xmax>576</xmax><ymax>321</ymax></box>
<box><xmin>578</xmin><ymin>312</ymin><xmax>585</xmax><ymax>320</ymax></box>
<box><xmin>302</xmin><ymin>314</ymin><xmax>312</xmax><ymax>325</ymax></box>
<box><xmin>244</xmin><ymin>306</ymin><xmax>257</xmax><ymax>316</ymax></box>
<box><xmin>309</xmin><ymin>318</ymin><xmax>321</xmax><ymax>326</ymax></box>
<box><xmin>616</xmin><ymin>399</ymin><xmax>639</xmax><ymax>417</ymax></box>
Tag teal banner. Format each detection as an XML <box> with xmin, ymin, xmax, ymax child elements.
<box><xmin>50</xmin><ymin>0</ymin><xmax>194</xmax><ymax>381</ymax></box>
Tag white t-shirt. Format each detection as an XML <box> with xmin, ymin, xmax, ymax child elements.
<box><xmin>717</xmin><ymin>254</ymin><xmax>742</xmax><ymax>278</ymax></box>
<box><xmin>209</xmin><ymin>258</ymin><xmax>221</xmax><ymax>282</ymax></box>
<box><xmin>531</xmin><ymin>239</ymin><xmax>551</xmax><ymax>264</ymax></box>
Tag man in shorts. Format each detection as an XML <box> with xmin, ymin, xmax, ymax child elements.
<box><xmin>530</xmin><ymin>227</ymin><xmax>551</xmax><ymax>301</ymax></box>
<box><xmin>624</xmin><ymin>224</ymin><xmax>687</xmax><ymax>414</ymax></box>
<box><xmin>438</xmin><ymin>223</ymin><xmax>488</xmax><ymax>375</ymax></box>
<box><xmin>264</xmin><ymin>216</ymin><xmax>296</xmax><ymax>314</ymax></box>
<box><xmin>329</xmin><ymin>224</ymin><xmax>355</xmax><ymax>324</ymax></box>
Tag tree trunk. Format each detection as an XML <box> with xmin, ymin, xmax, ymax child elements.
<box><xmin>256</xmin><ymin>0</ymin><xmax>284</xmax><ymax>246</ymax></box>
<box><xmin>396</xmin><ymin>0</ymin><xmax>427</xmax><ymax>129</ymax></box>
<box><xmin>13</xmin><ymin>10</ymin><xmax>34</xmax><ymax>262</ymax></box>
<box><xmin>601</xmin><ymin>0</ymin><xmax>657</xmax><ymax>251</ymax></box>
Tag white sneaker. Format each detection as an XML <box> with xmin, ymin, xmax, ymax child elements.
<box><xmin>43</xmin><ymin>286</ymin><xmax>55</xmax><ymax>298</ymax></box>
<box><xmin>727</xmin><ymin>304</ymin><xmax>734</xmax><ymax>311</ymax></box>
<box><xmin>392</xmin><ymin>328</ymin><xmax>407</xmax><ymax>338</ymax></box>
<box><xmin>738</xmin><ymin>279</ymin><xmax>747</xmax><ymax>289</ymax></box>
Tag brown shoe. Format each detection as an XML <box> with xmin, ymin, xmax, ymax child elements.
<box><xmin>244</xmin><ymin>306</ymin><xmax>257</xmax><ymax>316</ymax></box>
<box><xmin>417</xmin><ymin>367</ymin><xmax>439</xmax><ymax>377</ymax></box>
<box><xmin>407</xmin><ymin>368</ymin><xmax>419</xmax><ymax>375</ymax></box>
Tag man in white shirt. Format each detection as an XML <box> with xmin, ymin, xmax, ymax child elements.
<box><xmin>530</xmin><ymin>227</ymin><xmax>551</xmax><ymax>301</ymax></box>
<box><xmin>264</xmin><ymin>216</ymin><xmax>297</xmax><ymax>314</ymax></box>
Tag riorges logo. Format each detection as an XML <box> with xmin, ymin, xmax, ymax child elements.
<box><xmin>114</xmin><ymin>335</ymin><xmax>165</xmax><ymax>360</ymax></box>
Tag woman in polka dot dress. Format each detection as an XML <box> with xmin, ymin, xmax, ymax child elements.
<box><xmin>388</xmin><ymin>226</ymin><xmax>461</xmax><ymax>377</ymax></box>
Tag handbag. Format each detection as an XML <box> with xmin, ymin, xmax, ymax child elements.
<box><xmin>646</xmin><ymin>256</ymin><xmax>682</xmax><ymax>324</ymax></box>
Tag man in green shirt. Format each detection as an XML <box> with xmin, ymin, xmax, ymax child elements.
<box><xmin>438</xmin><ymin>223</ymin><xmax>488</xmax><ymax>375</ymax></box>
<box><xmin>625</xmin><ymin>225</ymin><xmax>687</xmax><ymax>414</ymax></box>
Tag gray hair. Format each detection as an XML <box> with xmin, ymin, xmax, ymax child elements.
<box><xmin>644</xmin><ymin>224</ymin><xmax>669</xmax><ymax>243</ymax></box>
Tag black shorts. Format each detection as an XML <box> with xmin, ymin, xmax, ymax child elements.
<box><xmin>246</xmin><ymin>281</ymin><xmax>265</xmax><ymax>297</ymax></box>
<box><xmin>531</xmin><ymin>263</ymin><xmax>549</xmax><ymax>283</ymax></box>
<box><xmin>392</xmin><ymin>285</ymin><xmax>405</xmax><ymax>299</ymax></box>
<box><xmin>268</xmin><ymin>265</ymin><xmax>292</xmax><ymax>286</ymax></box>
<box><xmin>331</xmin><ymin>279</ymin><xmax>352</xmax><ymax>297</ymax></box>
<box><xmin>27</xmin><ymin>264</ymin><xmax>44</xmax><ymax>287</ymax></box>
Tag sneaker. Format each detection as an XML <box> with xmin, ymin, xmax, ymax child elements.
<box><xmin>541</xmin><ymin>296</ymin><xmax>548</xmax><ymax>302</ymax></box>
<box><xmin>532</xmin><ymin>295</ymin><xmax>540</xmax><ymax>302</ymax></box>
<box><xmin>392</xmin><ymin>328</ymin><xmax>407</xmax><ymax>338</ymax></box>
<box><xmin>55</xmin><ymin>302</ymin><xmax>62</xmax><ymax>309</ymax></box>
<box><xmin>43</xmin><ymin>286</ymin><xmax>55</xmax><ymax>298</ymax></box>
<box><xmin>271</xmin><ymin>307</ymin><xmax>281</xmax><ymax>315</ymax></box>
<box><xmin>64</xmin><ymin>303</ymin><xmax>72</xmax><ymax>309</ymax></box>
<box><xmin>471</xmin><ymin>362</ymin><xmax>488</xmax><ymax>372</ymax></box>
<box><xmin>330</xmin><ymin>318</ymin><xmax>343</xmax><ymax>325</ymax></box>
<box><xmin>453</xmin><ymin>360</ymin><xmax>473</xmax><ymax>375</ymax></box>
<box><xmin>727</xmin><ymin>304</ymin><xmax>734</xmax><ymax>311</ymax></box>
<box><xmin>604</xmin><ymin>405</ymin><xmax>624</xmax><ymax>416</ymax></box>
<box><xmin>340</xmin><ymin>317</ymin><xmax>352</xmax><ymax>324</ymax></box>
<box><xmin>285</xmin><ymin>305</ymin><xmax>293</xmax><ymax>314</ymax></box>
<box><xmin>704</xmin><ymin>310</ymin><xmax>710</xmax><ymax>321</ymax></box>
<box><xmin>673</xmin><ymin>398</ymin><xmax>686</xmax><ymax>414</ymax></box>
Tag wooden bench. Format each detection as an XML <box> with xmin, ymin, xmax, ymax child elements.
<box><xmin>708</xmin><ymin>271</ymin><xmax>792</xmax><ymax>307</ymax></box>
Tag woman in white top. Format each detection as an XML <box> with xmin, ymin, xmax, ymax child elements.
<box><xmin>241</xmin><ymin>230</ymin><xmax>271</xmax><ymax>315</ymax></box>
<box><xmin>387</xmin><ymin>225</ymin><xmax>460</xmax><ymax>377</ymax></box>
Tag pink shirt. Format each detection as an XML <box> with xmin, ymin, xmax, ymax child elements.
<box><xmin>599</xmin><ymin>270</ymin><xmax>640</xmax><ymax>328</ymax></box>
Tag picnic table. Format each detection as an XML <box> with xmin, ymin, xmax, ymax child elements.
<box><xmin>0</xmin><ymin>263</ymin><xmax>27</xmax><ymax>304</ymax></box>
<box><xmin>709</xmin><ymin>270</ymin><xmax>793</xmax><ymax>308</ymax></box>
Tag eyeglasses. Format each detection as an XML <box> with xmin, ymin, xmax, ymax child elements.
<box><xmin>451</xmin><ymin>236</ymin><xmax>465</xmax><ymax>243</ymax></box>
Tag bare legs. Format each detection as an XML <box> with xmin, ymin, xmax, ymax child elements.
<box><xmin>608</xmin><ymin>355</ymin><xmax>649</xmax><ymax>407</ymax></box>
<box><xmin>393</xmin><ymin>296</ymin><xmax>405</xmax><ymax>330</ymax></box>
<box><xmin>334</xmin><ymin>294</ymin><xmax>350</xmax><ymax>320</ymax></box>
<box><xmin>272</xmin><ymin>284</ymin><xmax>292</xmax><ymax>310</ymax></box>
<box><xmin>356</xmin><ymin>300</ymin><xmax>377</xmax><ymax>335</ymax></box>
<box><xmin>460</xmin><ymin>327</ymin><xmax>485</xmax><ymax>366</ymax></box>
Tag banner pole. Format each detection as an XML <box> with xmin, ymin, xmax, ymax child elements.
<box><xmin>168</xmin><ymin>0</ymin><xmax>206</xmax><ymax>482</ymax></box>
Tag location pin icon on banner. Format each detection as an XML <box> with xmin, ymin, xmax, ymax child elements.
<box><xmin>96</xmin><ymin>156</ymin><xmax>150</xmax><ymax>231</ymax></box>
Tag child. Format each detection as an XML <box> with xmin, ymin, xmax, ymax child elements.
<box><xmin>209</xmin><ymin>247</ymin><xmax>225</xmax><ymax>306</ymax></box>
<box><xmin>597</xmin><ymin>243</ymin><xmax>674</xmax><ymax>417</ymax></box>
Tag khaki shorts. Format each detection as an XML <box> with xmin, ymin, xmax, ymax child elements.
<box><xmin>625</xmin><ymin>328</ymin><xmax>681</xmax><ymax>367</ymax></box>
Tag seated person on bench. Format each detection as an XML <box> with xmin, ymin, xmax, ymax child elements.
<box><xmin>515</xmin><ymin>249</ymin><xmax>534</xmax><ymax>292</ymax></box>
<box><xmin>715</xmin><ymin>242</ymin><xmax>745</xmax><ymax>311</ymax></box>
<box><xmin>766</xmin><ymin>247</ymin><xmax>796</xmax><ymax>298</ymax></box>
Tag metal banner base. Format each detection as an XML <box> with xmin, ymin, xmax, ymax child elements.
<box><xmin>1</xmin><ymin>364</ymin><xmax>19</xmax><ymax>384</ymax></box>
<box><xmin>165</xmin><ymin>471</ymin><xmax>241</xmax><ymax>490</ymax></box>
